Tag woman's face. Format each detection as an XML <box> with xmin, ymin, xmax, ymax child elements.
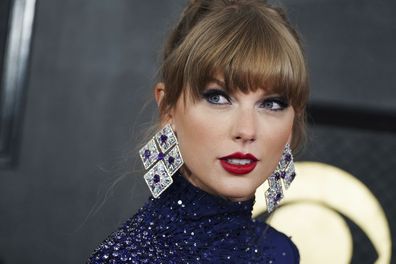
<box><xmin>156</xmin><ymin>74</ymin><xmax>295</xmax><ymax>202</ymax></box>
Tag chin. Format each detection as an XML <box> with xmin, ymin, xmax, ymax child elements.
<box><xmin>215</xmin><ymin>178</ymin><xmax>259</xmax><ymax>202</ymax></box>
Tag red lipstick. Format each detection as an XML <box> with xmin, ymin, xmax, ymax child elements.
<box><xmin>219</xmin><ymin>152</ymin><xmax>258</xmax><ymax>175</ymax></box>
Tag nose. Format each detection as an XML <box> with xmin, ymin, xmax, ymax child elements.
<box><xmin>231</xmin><ymin>108</ymin><xmax>257</xmax><ymax>144</ymax></box>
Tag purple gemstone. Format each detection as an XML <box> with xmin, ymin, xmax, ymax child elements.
<box><xmin>275</xmin><ymin>193</ymin><xmax>282</xmax><ymax>201</ymax></box>
<box><xmin>144</xmin><ymin>149</ymin><xmax>151</xmax><ymax>160</ymax></box>
<box><xmin>160</xmin><ymin>134</ymin><xmax>168</xmax><ymax>144</ymax></box>
<box><xmin>274</xmin><ymin>172</ymin><xmax>281</xmax><ymax>180</ymax></box>
<box><xmin>285</xmin><ymin>154</ymin><xmax>291</xmax><ymax>162</ymax></box>
<box><xmin>280</xmin><ymin>171</ymin><xmax>286</xmax><ymax>179</ymax></box>
<box><xmin>290</xmin><ymin>172</ymin><xmax>296</xmax><ymax>180</ymax></box>
<box><xmin>153</xmin><ymin>174</ymin><xmax>160</xmax><ymax>183</ymax></box>
<box><xmin>157</xmin><ymin>152</ymin><xmax>164</xmax><ymax>160</ymax></box>
<box><xmin>168</xmin><ymin>156</ymin><xmax>175</xmax><ymax>164</ymax></box>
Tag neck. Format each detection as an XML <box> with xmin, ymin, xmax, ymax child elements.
<box><xmin>149</xmin><ymin>171</ymin><xmax>255</xmax><ymax>221</ymax></box>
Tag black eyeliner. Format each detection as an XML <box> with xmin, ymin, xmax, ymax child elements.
<box><xmin>261</xmin><ymin>96</ymin><xmax>289</xmax><ymax>110</ymax></box>
<box><xmin>201</xmin><ymin>88</ymin><xmax>231</xmax><ymax>102</ymax></box>
<box><xmin>270</xmin><ymin>97</ymin><xmax>289</xmax><ymax>107</ymax></box>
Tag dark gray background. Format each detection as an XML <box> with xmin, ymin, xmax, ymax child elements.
<box><xmin>0</xmin><ymin>0</ymin><xmax>395</xmax><ymax>263</ymax></box>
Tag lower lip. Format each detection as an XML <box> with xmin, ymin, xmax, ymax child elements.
<box><xmin>219</xmin><ymin>159</ymin><xmax>257</xmax><ymax>175</ymax></box>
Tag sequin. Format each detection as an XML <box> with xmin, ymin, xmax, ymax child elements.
<box><xmin>87</xmin><ymin>172</ymin><xmax>300</xmax><ymax>263</ymax></box>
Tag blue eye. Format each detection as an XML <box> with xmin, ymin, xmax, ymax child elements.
<box><xmin>261</xmin><ymin>97</ymin><xmax>289</xmax><ymax>111</ymax></box>
<box><xmin>202</xmin><ymin>89</ymin><xmax>231</xmax><ymax>105</ymax></box>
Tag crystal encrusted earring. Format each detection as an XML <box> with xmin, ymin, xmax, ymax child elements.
<box><xmin>265</xmin><ymin>143</ymin><xmax>296</xmax><ymax>213</ymax></box>
<box><xmin>139</xmin><ymin>124</ymin><xmax>184</xmax><ymax>198</ymax></box>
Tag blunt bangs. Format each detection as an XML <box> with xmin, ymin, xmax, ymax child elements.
<box><xmin>167</xmin><ymin>4</ymin><xmax>307</xmax><ymax>113</ymax></box>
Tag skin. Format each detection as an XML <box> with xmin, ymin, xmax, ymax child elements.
<box><xmin>155</xmin><ymin>75</ymin><xmax>295</xmax><ymax>202</ymax></box>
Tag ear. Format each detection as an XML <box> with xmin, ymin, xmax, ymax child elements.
<box><xmin>154</xmin><ymin>82</ymin><xmax>165</xmax><ymax>107</ymax></box>
<box><xmin>154</xmin><ymin>82</ymin><xmax>174</xmax><ymax>127</ymax></box>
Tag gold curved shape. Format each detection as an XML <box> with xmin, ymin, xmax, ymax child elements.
<box><xmin>269</xmin><ymin>203</ymin><xmax>353</xmax><ymax>263</ymax></box>
<box><xmin>253</xmin><ymin>161</ymin><xmax>392</xmax><ymax>264</ymax></box>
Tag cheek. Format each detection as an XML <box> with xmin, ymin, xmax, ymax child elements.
<box><xmin>257</xmin><ymin>112</ymin><xmax>294</xmax><ymax>165</ymax></box>
<box><xmin>173</xmin><ymin>107</ymin><xmax>222</xmax><ymax>161</ymax></box>
<box><xmin>260</xmin><ymin>114</ymin><xmax>293</xmax><ymax>142</ymax></box>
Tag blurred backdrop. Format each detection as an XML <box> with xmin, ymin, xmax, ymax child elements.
<box><xmin>0</xmin><ymin>0</ymin><xmax>395</xmax><ymax>263</ymax></box>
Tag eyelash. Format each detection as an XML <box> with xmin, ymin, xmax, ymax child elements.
<box><xmin>202</xmin><ymin>89</ymin><xmax>231</xmax><ymax>105</ymax></box>
<box><xmin>260</xmin><ymin>98</ymin><xmax>289</xmax><ymax>111</ymax></box>
<box><xmin>201</xmin><ymin>88</ymin><xmax>289</xmax><ymax>111</ymax></box>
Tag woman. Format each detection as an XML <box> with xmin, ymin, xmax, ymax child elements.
<box><xmin>88</xmin><ymin>0</ymin><xmax>308</xmax><ymax>263</ymax></box>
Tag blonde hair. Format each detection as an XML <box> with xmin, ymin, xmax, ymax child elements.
<box><xmin>158</xmin><ymin>0</ymin><xmax>309</xmax><ymax>150</ymax></box>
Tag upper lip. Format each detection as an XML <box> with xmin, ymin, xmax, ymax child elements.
<box><xmin>220</xmin><ymin>152</ymin><xmax>258</xmax><ymax>161</ymax></box>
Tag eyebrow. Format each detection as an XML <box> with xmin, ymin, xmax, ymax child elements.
<box><xmin>207</xmin><ymin>77</ymin><xmax>225</xmax><ymax>87</ymax></box>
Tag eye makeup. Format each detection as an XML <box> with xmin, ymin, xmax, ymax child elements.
<box><xmin>201</xmin><ymin>88</ymin><xmax>231</xmax><ymax>105</ymax></box>
<box><xmin>200</xmin><ymin>87</ymin><xmax>290</xmax><ymax>111</ymax></box>
<box><xmin>260</xmin><ymin>96</ymin><xmax>289</xmax><ymax>111</ymax></box>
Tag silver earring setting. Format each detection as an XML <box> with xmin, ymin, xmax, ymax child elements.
<box><xmin>265</xmin><ymin>143</ymin><xmax>296</xmax><ymax>213</ymax></box>
<box><xmin>139</xmin><ymin>124</ymin><xmax>184</xmax><ymax>198</ymax></box>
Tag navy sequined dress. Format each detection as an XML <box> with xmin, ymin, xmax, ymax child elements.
<box><xmin>87</xmin><ymin>172</ymin><xmax>299</xmax><ymax>263</ymax></box>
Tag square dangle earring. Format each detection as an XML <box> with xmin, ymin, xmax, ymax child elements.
<box><xmin>265</xmin><ymin>143</ymin><xmax>296</xmax><ymax>213</ymax></box>
<box><xmin>138</xmin><ymin>124</ymin><xmax>184</xmax><ymax>198</ymax></box>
